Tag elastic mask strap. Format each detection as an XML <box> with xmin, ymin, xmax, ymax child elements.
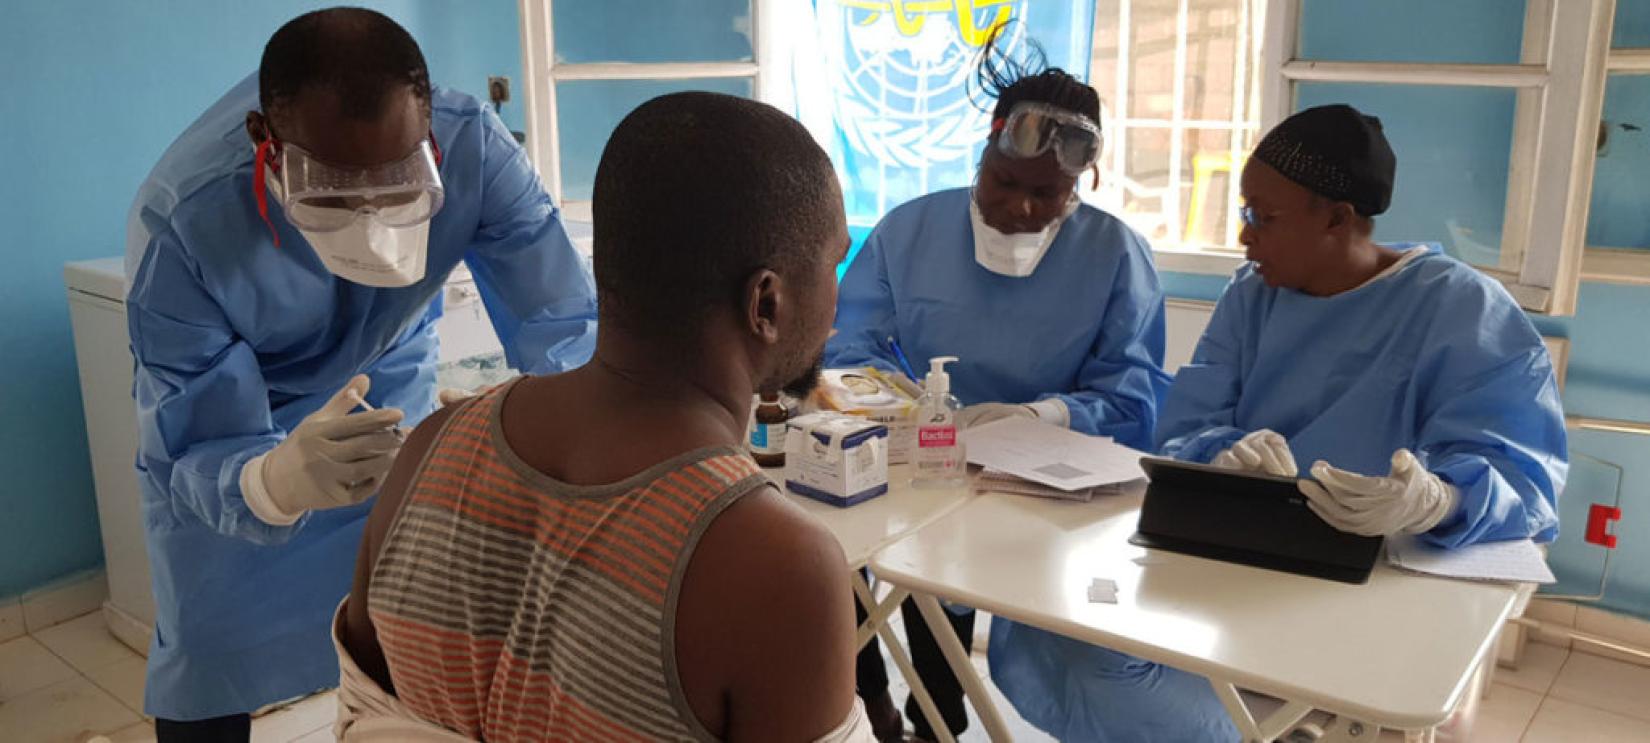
<box><xmin>253</xmin><ymin>139</ymin><xmax>281</xmax><ymax>249</ymax></box>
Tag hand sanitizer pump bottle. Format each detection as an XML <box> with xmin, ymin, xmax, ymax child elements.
<box><xmin>911</xmin><ymin>356</ymin><xmax>966</xmax><ymax>489</ymax></box>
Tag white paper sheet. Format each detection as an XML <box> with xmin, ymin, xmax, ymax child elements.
<box><xmin>966</xmin><ymin>418</ymin><xmax>1147</xmax><ymax>491</ymax></box>
<box><xmin>1386</xmin><ymin>535</ymin><xmax>1555</xmax><ymax>584</ymax></box>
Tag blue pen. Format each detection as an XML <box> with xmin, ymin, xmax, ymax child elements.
<box><xmin>886</xmin><ymin>335</ymin><xmax>919</xmax><ymax>380</ymax></box>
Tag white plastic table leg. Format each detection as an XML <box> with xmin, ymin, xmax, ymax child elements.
<box><xmin>1211</xmin><ymin>679</ymin><xmax>1313</xmax><ymax>742</ymax></box>
<box><xmin>851</xmin><ymin>572</ymin><xmax>951</xmax><ymax>742</ymax></box>
<box><xmin>851</xmin><ymin>572</ymin><xmax>907</xmax><ymax>651</ymax></box>
<box><xmin>911</xmin><ymin>592</ymin><xmax>1013</xmax><ymax>742</ymax></box>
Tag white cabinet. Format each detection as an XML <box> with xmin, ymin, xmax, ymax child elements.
<box><xmin>64</xmin><ymin>258</ymin><xmax>153</xmax><ymax>656</ymax></box>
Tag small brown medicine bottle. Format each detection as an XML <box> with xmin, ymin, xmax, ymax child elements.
<box><xmin>749</xmin><ymin>393</ymin><xmax>791</xmax><ymax>468</ymax></box>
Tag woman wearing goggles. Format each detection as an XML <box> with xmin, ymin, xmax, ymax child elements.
<box><xmin>825</xmin><ymin>28</ymin><xmax>1180</xmax><ymax>743</ymax></box>
<box><xmin>993</xmin><ymin>100</ymin><xmax>1103</xmax><ymax>176</ymax></box>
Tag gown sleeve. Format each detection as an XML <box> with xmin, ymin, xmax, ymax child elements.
<box><xmin>463</xmin><ymin>107</ymin><xmax>597</xmax><ymax>375</ymax></box>
<box><xmin>1156</xmin><ymin>278</ymin><xmax>1252</xmax><ymax>461</ymax></box>
<box><xmin>127</xmin><ymin>226</ymin><xmax>302</xmax><ymax>545</ymax></box>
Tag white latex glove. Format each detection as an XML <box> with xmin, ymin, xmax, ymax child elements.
<box><xmin>1211</xmin><ymin>429</ymin><xmax>1299</xmax><ymax>477</ymax></box>
<box><xmin>241</xmin><ymin>375</ymin><xmax>406</xmax><ymax>525</ymax></box>
<box><xmin>956</xmin><ymin>399</ymin><xmax>1070</xmax><ymax>429</ymax></box>
<box><xmin>1298</xmin><ymin>449</ymin><xmax>1459</xmax><ymax>537</ymax></box>
<box><xmin>956</xmin><ymin>402</ymin><xmax>1035</xmax><ymax>429</ymax></box>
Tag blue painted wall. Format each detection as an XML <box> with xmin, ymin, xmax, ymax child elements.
<box><xmin>0</xmin><ymin>0</ymin><xmax>523</xmax><ymax>599</ymax></box>
<box><xmin>5</xmin><ymin>0</ymin><xmax>1648</xmax><ymax>623</ymax></box>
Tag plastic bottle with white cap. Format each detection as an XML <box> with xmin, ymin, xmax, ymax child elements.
<box><xmin>911</xmin><ymin>356</ymin><xmax>966</xmax><ymax>489</ymax></box>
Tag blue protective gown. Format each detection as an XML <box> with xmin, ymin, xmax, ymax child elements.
<box><xmin>829</xmin><ymin>188</ymin><xmax>1202</xmax><ymax>740</ymax></box>
<box><xmin>825</xmin><ymin>188</ymin><xmax>1172</xmax><ymax>450</ymax></box>
<box><xmin>1159</xmin><ymin>246</ymin><xmax>1566</xmax><ymax>548</ymax></box>
<box><xmin>124</xmin><ymin>75</ymin><xmax>597</xmax><ymax>720</ymax></box>
<box><xmin>992</xmin><ymin>247</ymin><xmax>1568</xmax><ymax>742</ymax></box>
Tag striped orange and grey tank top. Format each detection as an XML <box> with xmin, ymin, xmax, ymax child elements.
<box><xmin>367</xmin><ymin>380</ymin><xmax>770</xmax><ymax>742</ymax></box>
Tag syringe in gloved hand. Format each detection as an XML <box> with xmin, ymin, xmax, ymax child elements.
<box><xmin>348</xmin><ymin>390</ymin><xmax>410</xmax><ymax>441</ymax></box>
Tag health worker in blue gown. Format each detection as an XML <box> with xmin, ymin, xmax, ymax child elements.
<box><xmin>825</xmin><ymin>33</ymin><xmax>1172</xmax><ymax>743</ymax></box>
<box><xmin>993</xmin><ymin>105</ymin><xmax>1568</xmax><ymax>742</ymax></box>
<box><xmin>124</xmin><ymin>10</ymin><xmax>595</xmax><ymax>740</ymax></box>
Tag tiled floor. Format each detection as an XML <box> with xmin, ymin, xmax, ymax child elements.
<box><xmin>5</xmin><ymin>609</ymin><xmax>1649</xmax><ymax>741</ymax></box>
<box><xmin>0</xmin><ymin>611</ymin><xmax>337</xmax><ymax>743</ymax></box>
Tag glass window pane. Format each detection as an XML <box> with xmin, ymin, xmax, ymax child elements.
<box><xmin>1617</xmin><ymin>0</ymin><xmax>1650</xmax><ymax>48</ymax></box>
<box><xmin>1125</xmin><ymin>0</ymin><xmax>1178</xmax><ymax>119</ymax></box>
<box><xmin>1587</xmin><ymin>76</ymin><xmax>1650</xmax><ymax>250</ymax></box>
<box><xmin>1119</xmin><ymin>127</ymin><xmax>1174</xmax><ymax>242</ymax></box>
<box><xmin>1181</xmin><ymin>2</ymin><xmax>1247</xmax><ymax>123</ymax></box>
<box><xmin>1299</xmin><ymin>0</ymin><xmax>1526</xmax><ymax>65</ymax></box>
<box><xmin>1091</xmin><ymin>0</ymin><xmax>1122</xmax><ymax>109</ymax></box>
<box><xmin>1183</xmin><ymin>129</ymin><xmax>1236</xmax><ymax>245</ymax></box>
<box><xmin>1295</xmin><ymin>83</ymin><xmax>1516</xmax><ymax>269</ymax></box>
<box><xmin>1090</xmin><ymin>0</ymin><xmax>1258</xmax><ymax>249</ymax></box>
<box><xmin>554</xmin><ymin>0</ymin><xmax>753</xmax><ymax>64</ymax></box>
<box><xmin>556</xmin><ymin>77</ymin><xmax>754</xmax><ymax>201</ymax></box>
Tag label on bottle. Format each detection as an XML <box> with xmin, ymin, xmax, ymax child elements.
<box><xmin>749</xmin><ymin>422</ymin><xmax>786</xmax><ymax>455</ymax></box>
<box><xmin>918</xmin><ymin>425</ymin><xmax>957</xmax><ymax>448</ymax></box>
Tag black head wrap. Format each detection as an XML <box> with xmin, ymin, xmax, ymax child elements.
<box><xmin>1252</xmin><ymin>104</ymin><xmax>1396</xmax><ymax>216</ymax></box>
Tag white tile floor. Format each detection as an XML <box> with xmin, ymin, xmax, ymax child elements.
<box><xmin>4</xmin><ymin>608</ymin><xmax>1648</xmax><ymax>742</ymax></box>
<box><xmin>0</xmin><ymin>611</ymin><xmax>337</xmax><ymax>743</ymax></box>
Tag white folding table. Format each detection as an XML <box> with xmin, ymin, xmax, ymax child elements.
<box><xmin>775</xmin><ymin>465</ymin><xmax>978</xmax><ymax>742</ymax></box>
<box><xmin>870</xmin><ymin>489</ymin><xmax>1526</xmax><ymax>742</ymax></box>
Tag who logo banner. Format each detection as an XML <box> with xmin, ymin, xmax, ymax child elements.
<box><xmin>806</xmin><ymin>1</ymin><xmax>1095</xmax><ymax>234</ymax></box>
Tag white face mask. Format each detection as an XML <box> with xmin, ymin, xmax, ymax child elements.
<box><xmin>298</xmin><ymin>215</ymin><xmax>430</xmax><ymax>288</ymax></box>
<box><xmin>266</xmin><ymin>172</ymin><xmax>431</xmax><ymax>287</ymax></box>
<box><xmin>969</xmin><ymin>195</ymin><xmax>1079</xmax><ymax>277</ymax></box>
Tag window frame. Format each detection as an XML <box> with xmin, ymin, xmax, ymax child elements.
<box><xmin>516</xmin><ymin>1</ymin><xmax>1647</xmax><ymax>303</ymax></box>
<box><xmin>1088</xmin><ymin>0</ymin><xmax>1263</xmax><ymax>279</ymax></box>
<box><xmin>1581</xmin><ymin>45</ymin><xmax>1650</xmax><ymax>286</ymax></box>
<box><xmin>1256</xmin><ymin>0</ymin><xmax>1617</xmax><ymax>315</ymax></box>
<box><xmin>517</xmin><ymin>0</ymin><xmax>786</xmax><ymax>225</ymax></box>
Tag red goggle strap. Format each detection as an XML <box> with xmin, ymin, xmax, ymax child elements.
<box><xmin>253</xmin><ymin>138</ymin><xmax>281</xmax><ymax>249</ymax></box>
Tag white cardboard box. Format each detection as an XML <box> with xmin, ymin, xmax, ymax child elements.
<box><xmin>783</xmin><ymin>413</ymin><xmax>890</xmax><ymax>507</ymax></box>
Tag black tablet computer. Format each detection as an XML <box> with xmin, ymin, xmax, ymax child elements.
<box><xmin>1130</xmin><ymin>457</ymin><xmax>1384</xmax><ymax>584</ymax></box>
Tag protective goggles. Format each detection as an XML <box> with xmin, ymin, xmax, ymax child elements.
<box><xmin>254</xmin><ymin>134</ymin><xmax>444</xmax><ymax>245</ymax></box>
<box><xmin>992</xmin><ymin>101</ymin><xmax>1103</xmax><ymax>175</ymax></box>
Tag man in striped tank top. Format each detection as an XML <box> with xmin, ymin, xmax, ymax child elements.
<box><xmin>332</xmin><ymin>91</ymin><xmax>872</xmax><ymax>742</ymax></box>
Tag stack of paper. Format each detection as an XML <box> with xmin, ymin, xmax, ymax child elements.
<box><xmin>1385</xmin><ymin>535</ymin><xmax>1555</xmax><ymax>584</ymax></box>
<box><xmin>966</xmin><ymin>418</ymin><xmax>1147</xmax><ymax>501</ymax></box>
<box><xmin>975</xmin><ymin>468</ymin><xmax>1125</xmax><ymax>502</ymax></box>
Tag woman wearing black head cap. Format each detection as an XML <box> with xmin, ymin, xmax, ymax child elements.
<box><xmin>1148</xmin><ymin>104</ymin><xmax>1565</xmax><ymax>735</ymax></box>
<box><xmin>824</xmin><ymin>27</ymin><xmax>1175</xmax><ymax>743</ymax></box>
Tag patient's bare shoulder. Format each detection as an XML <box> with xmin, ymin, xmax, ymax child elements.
<box><xmin>674</xmin><ymin>484</ymin><xmax>858</xmax><ymax>741</ymax></box>
<box><xmin>339</xmin><ymin>402</ymin><xmax>463</xmax><ymax>691</ymax></box>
